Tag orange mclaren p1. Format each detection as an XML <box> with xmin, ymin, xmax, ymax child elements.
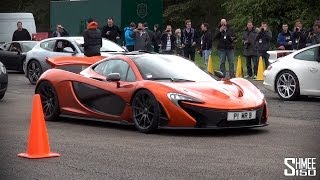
<box><xmin>35</xmin><ymin>53</ymin><xmax>268</xmax><ymax>133</ymax></box>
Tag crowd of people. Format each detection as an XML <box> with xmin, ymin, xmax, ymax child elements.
<box><xmin>11</xmin><ymin>16</ymin><xmax>320</xmax><ymax>79</ymax></box>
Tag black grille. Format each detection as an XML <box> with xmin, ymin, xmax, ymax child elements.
<box><xmin>180</xmin><ymin>103</ymin><xmax>265</xmax><ymax>128</ymax></box>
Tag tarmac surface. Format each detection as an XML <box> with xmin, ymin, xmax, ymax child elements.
<box><xmin>0</xmin><ymin>72</ymin><xmax>319</xmax><ymax>179</ymax></box>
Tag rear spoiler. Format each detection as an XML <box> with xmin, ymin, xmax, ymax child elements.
<box><xmin>267</xmin><ymin>50</ymin><xmax>295</xmax><ymax>63</ymax></box>
<box><xmin>46</xmin><ymin>56</ymin><xmax>105</xmax><ymax>68</ymax></box>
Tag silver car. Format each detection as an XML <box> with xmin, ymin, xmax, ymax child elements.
<box><xmin>24</xmin><ymin>36</ymin><xmax>126</xmax><ymax>84</ymax></box>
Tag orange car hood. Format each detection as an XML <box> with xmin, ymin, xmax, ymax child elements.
<box><xmin>158</xmin><ymin>79</ymin><xmax>264</xmax><ymax>109</ymax></box>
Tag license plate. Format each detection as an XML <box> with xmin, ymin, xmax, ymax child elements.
<box><xmin>227</xmin><ymin>111</ymin><xmax>256</xmax><ymax>121</ymax></box>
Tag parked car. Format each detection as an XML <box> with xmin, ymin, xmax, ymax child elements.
<box><xmin>35</xmin><ymin>53</ymin><xmax>268</xmax><ymax>133</ymax></box>
<box><xmin>264</xmin><ymin>44</ymin><xmax>320</xmax><ymax>100</ymax></box>
<box><xmin>0</xmin><ymin>41</ymin><xmax>37</xmax><ymax>72</ymax></box>
<box><xmin>0</xmin><ymin>62</ymin><xmax>8</xmax><ymax>100</ymax></box>
<box><xmin>24</xmin><ymin>36</ymin><xmax>126</xmax><ymax>84</ymax></box>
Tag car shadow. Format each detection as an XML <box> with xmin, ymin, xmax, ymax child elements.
<box><xmin>267</xmin><ymin>96</ymin><xmax>320</xmax><ymax>102</ymax></box>
<box><xmin>55</xmin><ymin>116</ymin><xmax>269</xmax><ymax>137</ymax></box>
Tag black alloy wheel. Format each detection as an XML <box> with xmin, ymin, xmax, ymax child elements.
<box><xmin>36</xmin><ymin>81</ymin><xmax>60</xmax><ymax>121</ymax></box>
<box><xmin>132</xmin><ymin>90</ymin><xmax>160</xmax><ymax>133</ymax></box>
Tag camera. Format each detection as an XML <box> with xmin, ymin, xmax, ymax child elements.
<box><xmin>295</xmin><ymin>27</ymin><xmax>299</xmax><ymax>32</ymax></box>
<box><xmin>137</xmin><ymin>28</ymin><xmax>142</xmax><ymax>31</ymax></box>
<box><xmin>166</xmin><ymin>29</ymin><xmax>170</xmax><ymax>32</ymax></box>
<box><xmin>261</xmin><ymin>28</ymin><xmax>265</xmax><ymax>32</ymax></box>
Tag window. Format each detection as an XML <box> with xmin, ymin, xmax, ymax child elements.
<box><xmin>93</xmin><ymin>60</ymin><xmax>135</xmax><ymax>81</ymax></box>
<box><xmin>40</xmin><ymin>40</ymin><xmax>56</xmax><ymax>51</ymax></box>
<box><xmin>54</xmin><ymin>40</ymin><xmax>76</xmax><ymax>52</ymax></box>
<box><xmin>294</xmin><ymin>47</ymin><xmax>318</xmax><ymax>61</ymax></box>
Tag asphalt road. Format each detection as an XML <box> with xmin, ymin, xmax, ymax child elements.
<box><xmin>0</xmin><ymin>72</ymin><xmax>319</xmax><ymax>180</ymax></box>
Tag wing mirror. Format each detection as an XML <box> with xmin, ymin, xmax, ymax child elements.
<box><xmin>107</xmin><ymin>73</ymin><xmax>121</xmax><ymax>82</ymax></box>
<box><xmin>63</xmin><ymin>47</ymin><xmax>75</xmax><ymax>54</ymax></box>
<box><xmin>214</xmin><ymin>70</ymin><xmax>224</xmax><ymax>79</ymax></box>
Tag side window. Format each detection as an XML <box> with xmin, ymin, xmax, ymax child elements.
<box><xmin>9</xmin><ymin>43</ymin><xmax>22</xmax><ymax>52</ymax></box>
<box><xmin>54</xmin><ymin>40</ymin><xmax>76</xmax><ymax>52</ymax></box>
<box><xmin>93</xmin><ymin>60</ymin><xmax>131</xmax><ymax>81</ymax></box>
<box><xmin>294</xmin><ymin>47</ymin><xmax>316</xmax><ymax>61</ymax></box>
<box><xmin>126</xmin><ymin>68</ymin><xmax>136</xmax><ymax>82</ymax></box>
<box><xmin>40</xmin><ymin>40</ymin><xmax>56</xmax><ymax>51</ymax></box>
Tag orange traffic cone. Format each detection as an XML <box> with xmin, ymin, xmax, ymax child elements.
<box><xmin>255</xmin><ymin>56</ymin><xmax>265</xmax><ymax>81</ymax></box>
<box><xmin>235</xmin><ymin>56</ymin><xmax>243</xmax><ymax>78</ymax></box>
<box><xmin>18</xmin><ymin>94</ymin><xmax>60</xmax><ymax>159</ymax></box>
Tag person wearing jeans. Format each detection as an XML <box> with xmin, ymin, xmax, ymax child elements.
<box><xmin>243</xmin><ymin>21</ymin><xmax>258</xmax><ymax>78</ymax></box>
<box><xmin>214</xmin><ymin>19</ymin><xmax>236</xmax><ymax>78</ymax></box>
<box><xmin>200</xmin><ymin>23</ymin><xmax>212</xmax><ymax>67</ymax></box>
<box><xmin>218</xmin><ymin>49</ymin><xmax>235</xmax><ymax>78</ymax></box>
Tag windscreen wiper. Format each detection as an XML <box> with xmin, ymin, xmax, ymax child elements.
<box><xmin>147</xmin><ymin>77</ymin><xmax>194</xmax><ymax>82</ymax></box>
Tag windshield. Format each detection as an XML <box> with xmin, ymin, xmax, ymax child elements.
<box><xmin>74</xmin><ymin>38</ymin><xmax>126</xmax><ymax>53</ymax></box>
<box><xmin>21</xmin><ymin>42</ymin><xmax>37</xmax><ymax>52</ymax></box>
<box><xmin>131</xmin><ymin>54</ymin><xmax>215</xmax><ymax>82</ymax></box>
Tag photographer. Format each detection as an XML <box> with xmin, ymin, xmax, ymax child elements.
<box><xmin>255</xmin><ymin>22</ymin><xmax>272</xmax><ymax>68</ymax></box>
<box><xmin>214</xmin><ymin>19</ymin><xmax>236</xmax><ymax>78</ymax></box>
<box><xmin>243</xmin><ymin>21</ymin><xmax>258</xmax><ymax>79</ymax></box>
<box><xmin>130</xmin><ymin>23</ymin><xmax>150</xmax><ymax>51</ymax></box>
<box><xmin>306</xmin><ymin>20</ymin><xmax>320</xmax><ymax>46</ymax></box>
<box><xmin>292</xmin><ymin>20</ymin><xmax>308</xmax><ymax>50</ymax></box>
<box><xmin>160</xmin><ymin>25</ymin><xmax>176</xmax><ymax>54</ymax></box>
<box><xmin>52</xmin><ymin>24</ymin><xmax>69</xmax><ymax>37</ymax></box>
<box><xmin>277</xmin><ymin>23</ymin><xmax>293</xmax><ymax>50</ymax></box>
<box><xmin>200</xmin><ymin>23</ymin><xmax>212</xmax><ymax>67</ymax></box>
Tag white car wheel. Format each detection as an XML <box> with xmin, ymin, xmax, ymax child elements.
<box><xmin>276</xmin><ymin>70</ymin><xmax>299</xmax><ymax>100</ymax></box>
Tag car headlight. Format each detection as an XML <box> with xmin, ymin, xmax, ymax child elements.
<box><xmin>167</xmin><ymin>92</ymin><xmax>203</xmax><ymax>106</ymax></box>
<box><xmin>0</xmin><ymin>65</ymin><xmax>6</xmax><ymax>75</ymax></box>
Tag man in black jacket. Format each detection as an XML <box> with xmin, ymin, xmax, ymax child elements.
<box><xmin>243</xmin><ymin>21</ymin><xmax>258</xmax><ymax>78</ymax></box>
<box><xmin>83</xmin><ymin>18</ymin><xmax>102</xmax><ymax>57</ymax></box>
<box><xmin>182</xmin><ymin>20</ymin><xmax>198</xmax><ymax>61</ymax></box>
<box><xmin>255</xmin><ymin>22</ymin><xmax>272</xmax><ymax>68</ymax></box>
<box><xmin>292</xmin><ymin>20</ymin><xmax>308</xmax><ymax>50</ymax></box>
<box><xmin>52</xmin><ymin>24</ymin><xmax>69</xmax><ymax>37</ymax></box>
<box><xmin>12</xmin><ymin>22</ymin><xmax>31</xmax><ymax>41</ymax></box>
<box><xmin>214</xmin><ymin>19</ymin><xmax>236</xmax><ymax>78</ymax></box>
<box><xmin>101</xmin><ymin>17</ymin><xmax>121</xmax><ymax>43</ymax></box>
<box><xmin>160</xmin><ymin>25</ymin><xmax>176</xmax><ymax>54</ymax></box>
<box><xmin>200</xmin><ymin>23</ymin><xmax>212</xmax><ymax>67</ymax></box>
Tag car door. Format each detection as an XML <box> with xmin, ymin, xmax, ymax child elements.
<box><xmin>0</xmin><ymin>42</ymin><xmax>25</xmax><ymax>70</ymax></box>
<box><xmin>73</xmin><ymin>59</ymin><xmax>137</xmax><ymax>120</ymax></box>
<box><xmin>5</xmin><ymin>42</ymin><xmax>26</xmax><ymax>70</ymax></box>
<box><xmin>293</xmin><ymin>46</ymin><xmax>320</xmax><ymax>95</ymax></box>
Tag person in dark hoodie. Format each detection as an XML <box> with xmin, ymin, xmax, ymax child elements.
<box><xmin>83</xmin><ymin>18</ymin><xmax>102</xmax><ymax>57</ymax></box>
<box><xmin>277</xmin><ymin>23</ymin><xmax>293</xmax><ymax>50</ymax></box>
<box><xmin>292</xmin><ymin>20</ymin><xmax>308</xmax><ymax>50</ymax></box>
<box><xmin>214</xmin><ymin>19</ymin><xmax>236</xmax><ymax>78</ymax></box>
<box><xmin>153</xmin><ymin>24</ymin><xmax>162</xmax><ymax>53</ymax></box>
<box><xmin>124</xmin><ymin>22</ymin><xmax>135</xmax><ymax>52</ymax></box>
<box><xmin>200</xmin><ymin>23</ymin><xmax>212</xmax><ymax>67</ymax></box>
<box><xmin>144</xmin><ymin>22</ymin><xmax>155</xmax><ymax>52</ymax></box>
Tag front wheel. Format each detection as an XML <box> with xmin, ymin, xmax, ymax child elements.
<box><xmin>275</xmin><ymin>70</ymin><xmax>300</xmax><ymax>100</ymax></box>
<box><xmin>132</xmin><ymin>90</ymin><xmax>160</xmax><ymax>133</ymax></box>
<box><xmin>36</xmin><ymin>81</ymin><xmax>60</xmax><ymax>121</ymax></box>
<box><xmin>27</xmin><ymin>60</ymin><xmax>42</xmax><ymax>85</ymax></box>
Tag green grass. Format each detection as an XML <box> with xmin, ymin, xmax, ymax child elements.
<box><xmin>194</xmin><ymin>50</ymin><xmax>248</xmax><ymax>76</ymax></box>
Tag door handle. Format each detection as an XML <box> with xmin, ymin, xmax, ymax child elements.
<box><xmin>309</xmin><ymin>68</ymin><xmax>318</xmax><ymax>73</ymax></box>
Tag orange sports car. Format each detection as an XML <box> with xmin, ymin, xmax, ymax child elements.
<box><xmin>35</xmin><ymin>53</ymin><xmax>268</xmax><ymax>133</ymax></box>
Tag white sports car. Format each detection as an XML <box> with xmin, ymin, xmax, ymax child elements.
<box><xmin>263</xmin><ymin>44</ymin><xmax>320</xmax><ymax>100</ymax></box>
<box><xmin>24</xmin><ymin>37</ymin><xmax>126</xmax><ymax>84</ymax></box>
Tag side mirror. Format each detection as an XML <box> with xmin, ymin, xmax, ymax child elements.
<box><xmin>107</xmin><ymin>73</ymin><xmax>121</xmax><ymax>82</ymax></box>
<box><xmin>214</xmin><ymin>70</ymin><xmax>224</xmax><ymax>79</ymax></box>
<box><xmin>63</xmin><ymin>47</ymin><xmax>75</xmax><ymax>54</ymax></box>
